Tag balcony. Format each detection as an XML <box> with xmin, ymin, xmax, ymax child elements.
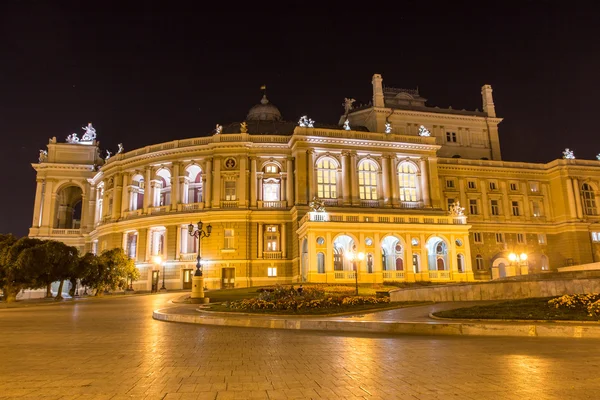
<box><xmin>399</xmin><ymin>201</ymin><xmax>423</xmax><ymax>209</ymax></box>
<box><xmin>360</xmin><ymin>200</ymin><xmax>380</xmax><ymax>208</ymax></box>
<box><xmin>428</xmin><ymin>270</ymin><xmax>451</xmax><ymax>280</ymax></box>
<box><xmin>258</xmin><ymin>200</ymin><xmax>287</xmax><ymax>209</ymax></box>
<box><xmin>220</xmin><ymin>200</ymin><xmax>239</xmax><ymax>208</ymax></box>
<box><xmin>334</xmin><ymin>271</ymin><xmax>356</xmax><ymax>280</ymax></box>
<box><xmin>382</xmin><ymin>271</ymin><xmax>405</xmax><ymax>280</ymax></box>
<box><xmin>179</xmin><ymin>253</ymin><xmax>197</xmax><ymax>262</ymax></box>
<box><xmin>149</xmin><ymin>205</ymin><xmax>170</xmax><ymax>215</ymax></box>
<box><xmin>179</xmin><ymin>202</ymin><xmax>204</xmax><ymax>212</ymax></box>
<box><xmin>51</xmin><ymin>229</ymin><xmax>82</xmax><ymax>236</ymax></box>
<box><xmin>263</xmin><ymin>251</ymin><xmax>282</xmax><ymax>259</ymax></box>
<box><xmin>301</xmin><ymin>211</ymin><xmax>468</xmax><ymax>226</ymax></box>
<box><xmin>123</xmin><ymin>209</ymin><xmax>143</xmax><ymax>219</ymax></box>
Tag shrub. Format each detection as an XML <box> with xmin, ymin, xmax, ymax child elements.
<box><xmin>548</xmin><ymin>293</ymin><xmax>600</xmax><ymax>310</ymax></box>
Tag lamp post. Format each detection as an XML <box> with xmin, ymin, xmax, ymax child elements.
<box><xmin>188</xmin><ymin>220</ymin><xmax>212</xmax><ymax>302</ymax></box>
<box><xmin>508</xmin><ymin>252</ymin><xmax>529</xmax><ymax>276</ymax></box>
<box><xmin>153</xmin><ymin>255</ymin><xmax>167</xmax><ymax>291</ymax></box>
<box><xmin>347</xmin><ymin>249</ymin><xmax>365</xmax><ymax>295</ymax></box>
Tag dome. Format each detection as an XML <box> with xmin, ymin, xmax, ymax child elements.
<box><xmin>246</xmin><ymin>95</ymin><xmax>282</xmax><ymax>121</ymax></box>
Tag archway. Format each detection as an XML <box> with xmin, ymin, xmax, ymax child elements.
<box><xmin>156</xmin><ymin>169</ymin><xmax>172</xmax><ymax>206</ymax></box>
<box><xmin>54</xmin><ymin>185</ymin><xmax>83</xmax><ymax>229</ymax></box>
<box><xmin>381</xmin><ymin>235</ymin><xmax>404</xmax><ymax>271</ymax></box>
<box><xmin>333</xmin><ymin>234</ymin><xmax>356</xmax><ymax>271</ymax></box>
<box><xmin>185</xmin><ymin>164</ymin><xmax>203</xmax><ymax>204</ymax></box>
<box><xmin>130</xmin><ymin>174</ymin><xmax>144</xmax><ymax>210</ymax></box>
<box><xmin>426</xmin><ymin>236</ymin><xmax>448</xmax><ymax>271</ymax></box>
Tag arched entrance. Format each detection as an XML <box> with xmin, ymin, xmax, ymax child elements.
<box><xmin>54</xmin><ymin>185</ymin><xmax>83</xmax><ymax>229</ymax></box>
<box><xmin>333</xmin><ymin>234</ymin><xmax>356</xmax><ymax>271</ymax></box>
<box><xmin>381</xmin><ymin>235</ymin><xmax>404</xmax><ymax>271</ymax></box>
<box><xmin>426</xmin><ymin>236</ymin><xmax>448</xmax><ymax>271</ymax></box>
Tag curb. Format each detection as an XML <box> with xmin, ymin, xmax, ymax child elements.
<box><xmin>152</xmin><ymin>308</ymin><xmax>600</xmax><ymax>339</ymax></box>
<box><xmin>428</xmin><ymin>312</ymin><xmax>600</xmax><ymax>325</ymax></box>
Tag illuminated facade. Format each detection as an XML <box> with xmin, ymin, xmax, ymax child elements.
<box><xmin>29</xmin><ymin>74</ymin><xmax>600</xmax><ymax>290</ymax></box>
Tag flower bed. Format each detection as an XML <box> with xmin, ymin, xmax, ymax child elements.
<box><xmin>548</xmin><ymin>293</ymin><xmax>600</xmax><ymax>317</ymax></box>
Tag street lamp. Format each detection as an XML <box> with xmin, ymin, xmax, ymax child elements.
<box><xmin>188</xmin><ymin>220</ymin><xmax>212</xmax><ymax>302</ymax></box>
<box><xmin>153</xmin><ymin>255</ymin><xmax>166</xmax><ymax>291</ymax></box>
<box><xmin>509</xmin><ymin>252</ymin><xmax>529</xmax><ymax>275</ymax></box>
<box><xmin>347</xmin><ymin>248</ymin><xmax>365</xmax><ymax>295</ymax></box>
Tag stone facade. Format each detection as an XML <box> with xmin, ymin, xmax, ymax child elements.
<box><xmin>28</xmin><ymin>74</ymin><xmax>600</xmax><ymax>290</ymax></box>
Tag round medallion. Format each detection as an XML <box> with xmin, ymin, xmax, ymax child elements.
<box><xmin>224</xmin><ymin>157</ymin><xmax>237</xmax><ymax>169</ymax></box>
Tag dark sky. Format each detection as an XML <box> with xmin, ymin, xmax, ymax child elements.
<box><xmin>1</xmin><ymin>1</ymin><xmax>599</xmax><ymax>236</ymax></box>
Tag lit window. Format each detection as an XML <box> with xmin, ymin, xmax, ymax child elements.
<box><xmin>538</xmin><ymin>234</ymin><xmax>546</xmax><ymax>245</ymax></box>
<box><xmin>473</xmin><ymin>232</ymin><xmax>483</xmax><ymax>244</ymax></box>
<box><xmin>149</xmin><ymin>227</ymin><xmax>166</xmax><ymax>256</ymax></box>
<box><xmin>265</xmin><ymin>165</ymin><xmax>279</xmax><ymax>173</ymax></box>
<box><xmin>517</xmin><ymin>233</ymin><xmax>525</xmax><ymax>244</ymax></box>
<box><xmin>495</xmin><ymin>233</ymin><xmax>505</xmax><ymax>243</ymax></box>
<box><xmin>224</xmin><ymin>229</ymin><xmax>234</xmax><ymax>249</ymax></box>
<box><xmin>469</xmin><ymin>199</ymin><xmax>478</xmax><ymax>215</ymax></box>
<box><xmin>512</xmin><ymin>201</ymin><xmax>520</xmax><ymax>216</ymax></box>
<box><xmin>398</xmin><ymin>162</ymin><xmax>418</xmax><ymax>202</ymax></box>
<box><xmin>582</xmin><ymin>183</ymin><xmax>597</xmax><ymax>215</ymax></box>
<box><xmin>592</xmin><ymin>232</ymin><xmax>600</xmax><ymax>242</ymax></box>
<box><xmin>476</xmin><ymin>255</ymin><xmax>484</xmax><ymax>270</ymax></box>
<box><xmin>530</xmin><ymin>182</ymin><xmax>539</xmax><ymax>193</ymax></box>
<box><xmin>317</xmin><ymin>253</ymin><xmax>325</xmax><ymax>273</ymax></box>
<box><xmin>491</xmin><ymin>200</ymin><xmax>500</xmax><ymax>216</ymax></box>
<box><xmin>358</xmin><ymin>161</ymin><xmax>378</xmax><ymax>200</ymax></box>
<box><xmin>317</xmin><ymin>236</ymin><xmax>325</xmax><ymax>245</ymax></box>
<box><xmin>263</xmin><ymin>178</ymin><xmax>280</xmax><ymax>201</ymax></box>
<box><xmin>532</xmin><ymin>201</ymin><xmax>542</xmax><ymax>217</ymax></box>
<box><xmin>224</xmin><ymin>181</ymin><xmax>236</xmax><ymax>201</ymax></box>
<box><xmin>268</xmin><ymin>267</ymin><xmax>277</xmax><ymax>277</ymax></box>
<box><xmin>316</xmin><ymin>158</ymin><xmax>338</xmax><ymax>199</ymax></box>
<box><xmin>92</xmin><ymin>240</ymin><xmax>99</xmax><ymax>255</ymax></box>
<box><xmin>124</xmin><ymin>231</ymin><xmax>138</xmax><ymax>259</ymax></box>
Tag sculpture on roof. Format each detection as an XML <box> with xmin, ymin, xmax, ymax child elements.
<box><xmin>418</xmin><ymin>125</ymin><xmax>431</xmax><ymax>137</ymax></box>
<box><xmin>240</xmin><ymin>121</ymin><xmax>248</xmax><ymax>133</ymax></box>
<box><xmin>343</xmin><ymin>119</ymin><xmax>351</xmax><ymax>131</ymax></box>
<box><xmin>448</xmin><ymin>201</ymin><xmax>465</xmax><ymax>217</ymax></box>
<box><xmin>81</xmin><ymin>123</ymin><xmax>97</xmax><ymax>141</ymax></box>
<box><xmin>597</xmin><ymin>154</ymin><xmax>600</xmax><ymax>161</ymax></box>
<box><xmin>38</xmin><ymin>150</ymin><xmax>48</xmax><ymax>163</ymax></box>
<box><xmin>298</xmin><ymin>115</ymin><xmax>314</xmax><ymax>128</ymax></box>
<box><xmin>105</xmin><ymin>149</ymin><xmax>112</xmax><ymax>161</ymax></box>
<box><xmin>215</xmin><ymin>124</ymin><xmax>223</xmax><ymax>135</ymax></box>
<box><xmin>309</xmin><ymin>197</ymin><xmax>326</xmax><ymax>213</ymax></box>
<box><xmin>385</xmin><ymin>121</ymin><xmax>392</xmax><ymax>134</ymax></box>
<box><xmin>563</xmin><ymin>148</ymin><xmax>575</xmax><ymax>160</ymax></box>
<box><xmin>66</xmin><ymin>133</ymin><xmax>80</xmax><ymax>143</ymax></box>
<box><xmin>117</xmin><ymin>143</ymin><xmax>124</xmax><ymax>154</ymax></box>
<box><xmin>343</xmin><ymin>98</ymin><xmax>355</xmax><ymax>115</ymax></box>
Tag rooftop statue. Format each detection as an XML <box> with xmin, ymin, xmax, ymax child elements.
<box><xmin>597</xmin><ymin>154</ymin><xmax>600</xmax><ymax>161</ymax></box>
<box><xmin>215</xmin><ymin>124</ymin><xmax>223</xmax><ymax>135</ymax></box>
<box><xmin>385</xmin><ymin>121</ymin><xmax>392</xmax><ymax>134</ymax></box>
<box><xmin>38</xmin><ymin>150</ymin><xmax>48</xmax><ymax>163</ymax></box>
<box><xmin>66</xmin><ymin>133</ymin><xmax>80</xmax><ymax>143</ymax></box>
<box><xmin>562</xmin><ymin>148</ymin><xmax>575</xmax><ymax>160</ymax></box>
<box><xmin>298</xmin><ymin>115</ymin><xmax>314</xmax><ymax>128</ymax></box>
<box><xmin>81</xmin><ymin>123</ymin><xmax>97</xmax><ymax>141</ymax></box>
<box><xmin>240</xmin><ymin>121</ymin><xmax>248</xmax><ymax>133</ymax></box>
<box><xmin>418</xmin><ymin>125</ymin><xmax>431</xmax><ymax>137</ymax></box>
<box><xmin>448</xmin><ymin>201</ymin><xmax>465</xmax><ymax>217</ymax></box>
<box><xmin>343</xmin><ymin>119</ymin><xmax>351</xmax><ymax>131</ymax></box>
<box><xmin>105</xmin><ymin>149</ymin><xmax>112</xmax><ymax>161</ymax></box>
<box><xmin>117</xmin><ymin>143</ymin><xmax>124</xmax><ymax>154</ymax></box>
<box><xmin>343</xmin><ymin>98</ymin><xmax>355</xmax><ymax>114</ymax></box>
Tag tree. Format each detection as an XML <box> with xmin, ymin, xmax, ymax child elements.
<box><xmin>70</xmin><ymin>252</ymin><xmax>98</xmax><ymax>297</ymax></box>
<box><xmin>0</xmin><ymin>236</ymin><xmax>44</xmax><ymax>303</ymax></box>
<box><xmin>81</xmin><ymin>248</ymin><xmax>139</xmax><ymax>295</ymax></box>
<box><xmin>41</xmin><ymin>241</ymin><xmax>79</xmax><ymax>300</ymax></box>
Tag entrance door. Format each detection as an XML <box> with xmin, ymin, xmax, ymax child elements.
<box><xmin>182</xmin><ymin>269</ymin><xmax>193</xmax><ymax>290</ymax></box>
<box><xmin>221</xmin><ymin>268</ymin><xmax>235</xmax><ymax>289</ymax></box>
<box><xmin>151</xmin><ymin>271</ymin><xmax>159</xmax><ymax>292</ymax></box>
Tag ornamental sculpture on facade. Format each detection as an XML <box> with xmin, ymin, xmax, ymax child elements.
<box><xmin>105</xmin><ymin>149</ymin><xmax>112</xmax><ymax>161</ymax></box>
<box><xmin>342</xmin><ymin>98</ymin><xmax>355</xmax><ymax>114</ymax></box>
<box><xmin>81</xmin><ymin>123</ymin><xmax>97</xmax><ymax>141</ymax></box>
<box><xmin>448</xmin><ymin>201</ymin><xmax>465</xmax><ymax>217</ymax></box>
<box><xmin>117</xmin><ymin>143</ymin><xmax>124</xmax><ymax>154</ymax></box>
<box><xmin>418</xmin><ymin>125</ymin><xmax>431</xmax><ymax>137</ymax></box>
<box><xmin>597</xmin><ymin>153</ymin><xmax>600</xmax><ymax>161</ymax></box>
<box><xmin>38</xmin><ymin>150</ymin><xmax>48</xmax><ymax>163</ymax></box>
<box><xmin>215</xmin><ymin>124</ymin><xmax>223</xmax><ymax>135</ymax></box>
<box><xmin>309</xmin><ymin>197</ymin><xmax>326</xmax><ymax>213</ymax></box>
<box><xmin>298</xmin><ymin>115</ymin><xmax>314</xmax><ymax>128</ymax></box>
<box><xmin>240</xmin><ymin>121</ymin><xmax>248</xmax><ymax>133</ymax></box>
<box><xmin>385</xmin><ymin>121</ymin><xmax>392</xmax><ymax>134</ymax></box>
<box><xmin>562</xmin><ymin>148</ymin><xmax>575</xmax><ymax>159</ymax></box>
<box><xmin>66</xmin><ymin>133</ymin><xmax>80</xmax><ymax>143</ymax></box>
<box><xmin>343</xmin><ymin>118</ymin><xmax>351</xmax><ymax>130</ymax></box>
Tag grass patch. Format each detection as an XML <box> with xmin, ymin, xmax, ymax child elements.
<box><xmin>204</xmin><ymin>301</ymin><xmax>428</xmax><ymax>315</ymax></box>
<box><xmin>434</xmin><ymin>297</ymin><xmax>600</xmax><ymax>322</ymax></box>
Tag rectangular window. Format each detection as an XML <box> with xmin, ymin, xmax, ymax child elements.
<box><xmin>532</xmin><ymin>201</ymin><xmax>541</xmax><ymax>217</ymax></box>
<box><xmin>489</xmin><ymin>181</ymin><xmax>497</xmax><ymax>190</ymax></box>
<box><xmin>517</xmin><ymin>233</ymin><xmax>525</xmax><ymax>244</ymax></box>
<box><xmin>92</xmin><ymin>240</ymin><xmax>99</xmax><ymax>255</ymax></box>
<box><xmin>446</xmin><ymin>132</ymin><xmax>457</xmax><ymax>142</ymax></box>
<box><xmin>473</xmin><ymin>232</ymin><xmax>483</xmax><ymax>244</ymax></box>
<box><xmin>538</xmin><ymin>234</ymin><xmax>547</xmax><ymax>245</ymax></box>
<box><xmin>476</xmin><ymin>257</ymin><xmax>484</xmax><ymax>271</ymax></box>
<box><xmin>491</xmin><ymin>200</ymin><xmax>500</xmax><ymax>215</ymax></box>
<box><xmin>469</xmin><ymin>199</ymin><xmax>478</xmax><ymax>215</ymax></box>
<box><xmin>510</xmin><ymin>182</ymin><xmax>518</xmax><ymax>191</ymax></box>
<box><xmin>512</xmin><ymin>201</ymin><xmax>520</xmax><ymax>216</ymax></box>
<box><xmin>495</xmin><ymin>233</ymin><xmax>505</xmax><ymax>243</ymax></box>
<box><xmin>467</xmin><ymin>180</ymin><xmax>477</xmax><ymax>190</ymax></box>
<box><xmin>530</xmin><ymin>182</ymin><xmax>540</xmax><ymax>193</ymax></box>
<box><xmin>446</xmin><ymin>179</ymin><xmax>455</xmax><ymax>189</ymax></box>
<box><xmin>125</xmin><ymin>232</ymin><xmax>138</xmax><ymax>259</ymax></box>
<box><xmin>268</xmin><ymin>267</ymin><xmax>277</xmax><ymax>277</ymax></box>
<box><xmin>224</xmin><ymin>181</ymin><xmax>236</xmax><ymax>201</ymax></box>
<box><xmin>224</xmin><ymin>229</ymin><xmax>234</xmax><ymax>249</ymax></box>
<box><xmin>592</xmin><ymin>232</ymin><xmax>600</xmax><ymax>242</ymax></box>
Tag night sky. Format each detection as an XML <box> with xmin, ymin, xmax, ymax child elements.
<box><xmin>1</xmin><ymin>1</ymin><xmax>598</xmax><ymax>236</ymax></box>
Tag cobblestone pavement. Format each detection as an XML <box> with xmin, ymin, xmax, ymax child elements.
<box><xmin>1</xmin><ymin>294</ymin><xmax>599</xmax><ymax>400</ymax></box>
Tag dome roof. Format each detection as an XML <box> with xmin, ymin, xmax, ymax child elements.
<box><xmin>247</xmin><ymin>95</ymin><xmax>282</xmax><ymax>121</ymax></box>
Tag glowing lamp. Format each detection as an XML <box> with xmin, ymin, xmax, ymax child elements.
<box><xmin>152</xmin><ymin>255</ymin><xmax>163</xmax><ymax>265</ymax></box>
<box><xmin>508</xmin><ymin>253</ymin><xmax>517</xmax><ymax>262</ymax></box>
<box><xmin>520</xmin><ymin>253</ymin><xmax>528</xmax><ymax>261</ymax></box>
<box><xmin>357</xmin><ymin>252</ymin><xmax>365</xmax><ymax>261</ymax></box>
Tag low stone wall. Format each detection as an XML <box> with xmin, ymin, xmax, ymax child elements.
<box><xmin>390</xmin><ymin>278</ymin><xmax>600</xmax><ymax>302</ymax></box>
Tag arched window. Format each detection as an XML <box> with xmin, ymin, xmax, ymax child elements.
<box><xmin>358</xmin><ymin>161</ymin><xmax>378</xmax><ymax>200</ymax></box>
<box><xmin>317</xmin><ymin>252</ymin><xmax>325</xmax><ymax>274</ymax></box>
<box><xmin>317</xmin><ymin>158</ymin><xmax>337</xmax><ymax>199</ymax></box>
<box><xmin>185</xmin><ymin>165</ymin><xmax>203</xmax><ymax>204</ymax></box>
<box><xmin>582</xmin><ymin>183</ymin><xmax>597</xmax><ymax>215</ymax></box>
<box><xmin>398</xmin><ymin>162</ymin><xmax>418</xmax><ymax>202</ymax></box>
<box><xmin>427</xmin><ymin>237</ymin><xmax>448</xmax><ymax>271</ymax></box>
<box><xmin>476</xmin><ymin>254</ymin><xmax>484</xmax><ymax>270</ymax></box>
<box><xmin>457</xmin><ymin>254</ymin><xmax>465</xmax><ymax>272</ymax></box>
<box><xmin>130</xmin><ymin>174</ymin><xmax>144</xmax><ymax>210</ymax></box>
<box><xmin>156</xmin><ymin>169</ymin><xmax>172</xmax><ymax>206</ymax></box>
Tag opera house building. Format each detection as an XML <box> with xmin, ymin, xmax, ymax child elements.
<box><xmin>29</xmin><ymin>74</ymin><xmax>600</xmax><ymax>291</ymax></box>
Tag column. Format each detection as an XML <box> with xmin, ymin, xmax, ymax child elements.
<box><xmin>325</xmin><ymin>232</ymin><xmax>333</xmax><ymax>277</ymax></box>
<box><xmin>88</xmin><ymin>185</ymin><xmax>96</xmax><ymax>230</ymax></box>
<box><xmin>143</xmin><ymin>167</ymin><xmax>152</xmax><ymax>211</ymax></box>
<box><xmin>179</xmin><ymin>176</ymin><xmax>189</xmax><ymax>204</ymax></box>
<box><xmin>40</xmin><ymin>179</ymin><xmax>54</xmax><ymax>228</ymax></box>
<box><xmin>381</xmin><ymin>156</ymin><xmax>391</xmax><ymax>207</ymax></box>
<box><xmin>258</xmin><ymin>223</ymin><xmax>263</xmax><ymax>258</ymax></box>
<box><xmin>238</xmin><ymin>156</ymin><xmax>247</xmax><ymax>207</ymax></box>
<box><xmin>112</xmin><ymin>173</ymin><xmax>123</xmax><ymax>221</ymax></box>
<box><xmin>205</xmin><ymin>158</ymin><xmax>212</xmax><ymax>208</ymax></box>
<box><xmin>420</xmin><ymin>157</ymin><xmax>431</xmax><ymax>207</ymax></box>
<box><xmin>307</xmin><ymin>149</ymin><xmax>315</xmax><ymax>201</ymax></box>
<box><xmin>341</xmin><ymin>151</ymin><xmax>351</xmax><ymax>205</ymax></box>
<box><xmin>121</xmin><ymin>173</ymin><xmax>129</xmax><ymax>216</ymax></box>
<box><xmin>171</xmin><ymin>162</ymin><xmax>180</xmax><ymax>211</ymax></box>
<box><xmin>281</xmin><ymin>223</ymin><xmax>286</xmax><ymax>258</ymax></box>
<box><xmin>212</xmin><ymin>157</ymin><xmax>221</xmax><ymax>208</ymax></box>
<box><xmin>286</xmin><ymin>157</ymin><xmax>294</xmax><ymax>207</ymax></box>
<box><xmin>31</xmin><ymin>179</ymin><xmax>44</xmax><ymax>227</ymax></box>
<box><xmin>280</xmin><ymin>175</ymin><xmax>285</xmax><ymax>204</ymax></box>
<box><xmin>295</xmin><ymin>150</ymin><xmax>308</xmax><ymax>205</ymax></box>
<box><xmin>565</xmin><ymin>177</ymin><xmax>578</xmax><ymax>219</ymax></box>
<box><xmin>573</xmin><ymin>177</ymin><xmax>583</xmax><ymax>219</ymax></box>
<box><xmin>390</xmin><ymin>157</ymin><xmax>399</xmax><ymax>207</ymax></box>
<box><xmin>257</xmin><ymin>174</ymin><xmax>263</xmax><ymax>201</ymax></box>
<box><xmin>79</xmin><ymin>194</ymin><xmax>87</xmax><ymax>230</ymax></box>
<box><xmin>350</xmin><ymin>151</ymin><xmax>359</xmax><ymax>205</ymax></box>
<box><xmin>250</xmin><ymin>157</ymin><xmax>257</xmax><ymax>207</ymax></box>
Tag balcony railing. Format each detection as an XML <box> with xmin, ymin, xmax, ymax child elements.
<box><xmin>428</xmin><ymin>270</ymin><xmax>451</xmax><ymax>280</ymax></box>
<box><xmin>179</xmin><ymin>253</ymin><xmax>197</xmax><ymax>261</ymax></box>
<box><xmin>382</xmin><ymin>271</ymin><xmax>405</xmax><ymax>280</ymax></box>
<box><xmin>220</xmin><ymin>200</ymin><xmax>239</xmax><ymax>208</ymax></box>
<box><xmin>51</xmin><ymin>229</ymin><xmax>82</xmax><ymax>236</ymax></box>
<box><xmin>179</xmin><ymin>202</ymin><xmax>204</xmax><ymax>212</ymax></box>
<box><xmin>399</xmin><ymin>201</ymin><xmax>423</xmax><ymax>209</ymax></box>
<box><xmin>258</xmin><ymin>200</ymin><xmax>287</xmax><ymax>209</ymax></box>
<box><xmin>149</xmin><ymin>205</ymin><xmax>170</xmax><ymax>214</ymax></box>
<box><xmin>123</xmin><ymin>209</ymin><xmax>143</xmax><ymax>219</ymax></box>
<box><xmin>334</xmin><ymin>271</ymin><xmax>357</xmax><ymax>280</ymax></box>
<box><xmin>263</xmin><ymin>251</ymin><xmax>282</xmax><ymax>259</ymax></box>
<box><xmin>301</xmin><ymin>211</ymin><xmax>468</xmax><ymax>226</ymax></box>
<box><xmin>360</xmin><ymin>200</ymin><xmax>380</xmax><ymax>208</ymax></box>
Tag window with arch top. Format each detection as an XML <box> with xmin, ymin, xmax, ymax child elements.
<box><xmin>398</xmin><ymin>162</ymin><xmax>418</xmax><ymax>202</ymax></box>
<box><xmin>358</xmin><ymin>160</ymin><xmax>378</xmax><ymax>200</ymax></box>
<box><xmin>582</xmin><ymin>183</ymin><xmax>597</xmax><ymax>215</ymax></box>
<box><xmin>317</xmin><ymin>158</ymin><xmax>337</xmax><ymax>199</ymax></box>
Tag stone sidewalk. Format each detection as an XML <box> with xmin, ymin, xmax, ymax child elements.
<box><xmin>153</xmin><ymin>301</ymin><xmax>600</xmax><ymax>339</ymax></box>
